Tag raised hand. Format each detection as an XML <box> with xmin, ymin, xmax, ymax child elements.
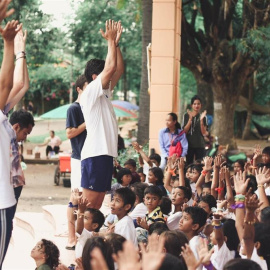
<box><xmin>78</xmin><ymin>196</ymin><xmax>91</xmax><ymax>213</ymax></box>
<box><xmin>100</xmin><ymin>19</ymin><xmax>117</xmax><ymax>41</ymax></box>
<box><xmin>255</xmin><ymin>166</ymin><xmax>270</xmax><ymax>185</ymax></box>
<box><xmin>132</xmin><ymin>141</ymin><xmax>141</xmax><ymax>153</ymax></box>
<box><xmin>91</xmin><ymin>247</ymin><xmax>109</xmax><ymax>270</ymax></box>
<box><xmin>200</xmin><ymin>110</ymin><xmax>207</xmax><ymax>121</ymax></box>
<box><xmin>115</xmin><ymin>20</ymin><xmax>123</xmax><ymax>45</ymax></box>
<box><xmin>140</xmin><ymin>233</ymin><xmax>165</xmax><ymax>270</ymax></box>
<box><xmin>187</xmin><ymin>109</ymin><xmax>195</xmax><ymax>118</ymax></box>
<box><xmin>181</xmin><ymin>243</ymin><xmax>200</xmax><ymax>269</ymax></box>
<box><xmin>253</xmin><ymin>144</ymin><xmax>262</xmax><ymax>160</ymax></box>
<box><xmin>14</xmin><ymin>27</ymin><xmax>27</xmax><ymax>55</ymax></box>
<box><xmin>197</xmin><ymin>238</ymin><xmax>214</xmax><ymax>266</ymax></box>
<box><xmin>245</xmin><ymin>194</ymin><xmax>262</xmax><ymax>214</ymax></box>
<box><xmin>203</xmin><ymin>156</ymin><xmax>213</xmax><ymax>171</ymax></box>
<box><xmin>113</xmin><ymin>241</ymin><xmax>140</xmax><ymax>270</ymax></box>
<box><xmin>214</xmin><ymin>155</ymin><xmax>222</xmax><ymax>169</ymax></box>
<box><xmin>234</xmin><ymin>171</ymin><xmax>249</xmax><ymax>195</ymax></box>
<box><xmin>0</xmin><ymin>0</ymin><xmax>14</xmax><ymax>24</ymax></box>
<box><xmin>75</xmin><ymin>257</ymin><xmax>84</xmax><ymax>270</ymax></box>
<box><xmin>178</xmin><ymin>157</ymin><xmax>185</xmax><ymax>171</ymax></box>
<box><xmin>0</xmin><ymin>20</ymin><xmax>21</xmax><ymax>42</ymax></box>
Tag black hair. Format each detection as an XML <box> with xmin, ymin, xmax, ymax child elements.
<box><xmin>261</xmin><ymin>206</ymin><xmax>270</xmax><ymax>224</ymax></box>
<box><xmin>149</xmin><ymin>153</ymin><xmax>161</xmax><ymax>165</ymax></box>
<box><xmin>202</xmin><ymin>182</ymin><xmax>212</xmax><ymax>190</ymax></box>
<box><xmin>85</xmin><ymin>208</ymin><xmax>105</xmax><ymax>232</ymax></box>
<box><xmin>9</xmin><ymin>109</ymin><xmax>35</xmax><ymax>129</ymax></box>
<box><xmin>191</xmin><ymin>164</ymin><xmax>203</xmax><ymax>174</ymax></box>
<box><xmin>82</xmin><ymin>236</ymin><xmax>114</xmax><ymax>270</ymax></box>
<box><xmin>224</xmin><ymin>258</ymin><xmax>261</xmax><ymax>270</ymax></box>
<box><xmin>144</xmin><ymin>185</ymin><xmax>163</xmax><ymax>200</ymax></box>
<box><xmin>116</xmin><ymin>168</ymin><xmax>132</xmax><ymax>184</ymax></box>
<box><xmin>114</xmin><ymin>187</ymin><xmax>136</xmax><ymax>213</ymax></box>
<box><xmin>84</xmin><ymin>59</ymin><xmax>105</xmax><ymax>83</ymax></box>
<box><xmin>234</xmin><ymin>160</ymin><xmax>245</xmax><ymax>171</ymax></box>
<box><xmin>191</xmin><ymin>95</ymin><xmax>202</xmax><ymax>105</ymax></box>
<box><xmin>161</xmin><ymin>230</ymin><xmax>188</xmax><ymax>258</ymax></box>
<box><xmin>254</xmin><ymin>223</ymin><xmax>270</xmax><ymax>269</ymax></box>
<box><xmin>184</xmin><ymin>206</ymin><xmax>208</xmax><ymax>230</ymax></box>
<box><xmin>137</xmin><ymin>167</ymin><xmax>145</xmax><ymax>175</ymax></box>
<box><xmin>222</xmin><ymin>219</ymin><xmax>239</xmax><ymax>251</ymax></box>
<box><xmin>175</xmin><ymin>186</ymin><xmax>192</xmax><ymax>201</ymax></box>
<box><xmin>75</xmin><ymin>74</ymin><xmax>87</xmax><ymax>90</ymax></box>
<box><xmin>105</xmin><ymin>233</ymin><xmax>126</xmax><ymax>254</ymax></box>
<box><xmin>149</xmin><ymin>167</ymin><xmax>164</xmax><ymax>185</ymax></box>
<box><xmin>148</xmin><ymin>222</ymin><xmax>169</xmax><ymax>235</ymax></box>
<box><xmin>131</xmin><ymin>182</ymin><xmax>148</xmax><ymax>203</ymax></box>
<box><xmin>246</xmin><ymin>174</ymin><xmax>257</xmax><ymax>194</ymax></box>
<box><xmin>257</xmin><ymin>162</ymin><xmax>270</xmax><ymax>169</ymax></box>
<box><xmin>168</xmin><ymin>112</ymin><xmax>181</xmax><ymax>130</ymax></box>
<box><xmin>200</xmin><ymin>194</ymin><xmax>217</xmax><ymax>210</ymax></box>
<box><xmin>124</xmin><ymin>158</ymin><xmax>137</xmax><ymax>168</ymax></box>
<box><xmin>184</xmin><ymin>177</ymin><xmax>191</xmax><ymax>191</ymax></box>
<box><xmin>262</xmin><ymin>146</ymin><xmax>270</xmax><ymax>156</ymax></box>
<box><xmin>41</xmin><ymin>239</ymin><xmax>60</xmax><ymax>269</ymax></box>
<box><xmin>160</xmin><ymin>196</ymin><xmax>172</xmax><ymax>215</ymax></box>
<box><xmin>159</xmin><ymin>253</ymin><xmax>186</xmax><ymax>270</ymax></box>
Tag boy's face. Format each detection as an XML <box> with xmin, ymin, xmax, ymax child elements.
<box><xmin>14</xmin><ymin>124</ymin><xmax>33</xmax><ymax>142</ymax></box>
<box><xmin>84</xmin><ymin>211</ymin><xmax>98</xmax><ymax>232</ymax></box>
<box><xmin>122</xmin><ymin>174</ymin><xmax>132</xmax><ymax>186</ymax></box>
<box><xmin>143</xmin><ymin>193</ymin><xmax>161</xmax><ymax>213</ymax></box>
<box><xmin>179</xmin><ymin>212</ymin><xmax>198</xmax><ymax>233</ymax></box>
<box><xmin>233</xmin><ymin>162</ymin><xmax>242</xmax><ymax>173</ymax></box>
<box><xmin>31</xmin><ymin>241</ymin><xmax>45</xmax><ymax>260</ymax></box>
<box><xmin>262</xmin><ymin>153</ymin><xmax>270</xmax><ymax>164</ymax></box>
<box><xmin>189</xmin><ymin>169</ymin><xmax>200</xmax><ymax>183</ymax></box>
<box><xmin>124</xmin><ymin>164</ymin><xmax>136</xmax><ymax>173</ymax></box>
<box><xmin>171</xmin><ymin>188</ymin><xmax>186</xmax><ymax>206</ymax></box>
<box><xmin>110</xmin><ymin>194</ymin><xmax>130</xmax><ymax>217</ymax></box>
<box><xmin>148</xmin><ymin>171</ymin><xmax>157</xmax><ymax>184</ymax></box>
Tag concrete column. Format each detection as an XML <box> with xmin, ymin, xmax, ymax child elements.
<box><xmin>149</xmin><ymin>0</ymin><xmax>182</xmax><ymax>153</ymax></box>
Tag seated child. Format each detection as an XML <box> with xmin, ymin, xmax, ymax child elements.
<box><xmin>123</xmin><ymin>159</ymin><xmax>141</xmax><ymax>184</ymax></box>
<box><xmin>148</xmin><ymin>167</ymin><xmax>167</xmax><ymax>196</ymax></box>
<box><xmin>136</xmin><ymin>186</ymin><xmax>165</xmax><ymax>230</ymax></box>
<box><xmin>137</xmin><ymin>167</ymin><xmax>146</xmax><ymax>182</ymax></box>
<box><xmin>108</xmin><ymin>168</ymin><xmax>132</xmax><ymax>195</ymax></box>
<box><xmin>179</xmin><ymin>206</ymin><xmax>208</xmax><ymax>269</ymax></box>
<box><xmin>109</xmin><ymin>187</ymin><xmax>137</xmax><ymax>246</ymax></box>
<box><xmin>129</xmin><ymin>182</ymin><xmax>148</xmax><ymax>219</ymax></box>
<box><xmin>167</xmin><ymin>186</ymin><xmax>192</xmax><ymax>230</ymax></box>
<box><xmin>75</xmin><ymin>200</ymin><xmax>105</xmax><ymax>258</ymax></box>
<box><xmin>160</xmin><ymin>196</ymin><xmax>172</xmax><ymax>218</ymax></box>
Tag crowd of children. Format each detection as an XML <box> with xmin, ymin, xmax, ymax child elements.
<box><xmin>34</xmin><ymin>144</ymin><xmax>270</xmax><ymax>270</ymax></box>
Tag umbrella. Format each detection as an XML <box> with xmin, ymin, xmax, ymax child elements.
<box><xmin>40</xmin><ymin>103</ymin><xmax>137</xmax><ymax>119</ymax></box>
<box><xmin>111</xmin><ymin>100</ymin><xmax>139</xmax><ymax>111</ymax></box>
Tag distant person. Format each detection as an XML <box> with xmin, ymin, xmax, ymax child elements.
<box><xmin>80</xmin><ymin>19</ymin><xmax>124</xmax><ymax>209</ymax></box>
<box><xmin>182</xmin><ymin>95</ymin><xmax>208</xmax><ymax>165</ymax></box>
<box><xmin>27</xmin><ymin>101</ymin><xmax>34</xmax><ymax>114</ymax></box>
<box><xmin>39</xmin><ymin>130</ymin><xmax>62</xmax><ymax>158</ymax></box>
<box><xmin>65</xmin><ymin>74</ymin><xmax>87</xmax><ymax>250</ymax></box>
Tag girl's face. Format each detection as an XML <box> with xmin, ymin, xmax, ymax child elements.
<box><xmin>262</xmin><ymin>153</ymin><xmax>270</xmax><ymax>164</ymax></box>
<box><xmin>192</xmin><ymin>99</ymin><xmax>202</xmax><ymax>113</ymax></box>
<box><xmin>198</xmin><ymin>201</ymin><xmax>211</xmax><ymax>216</ymax></box>
<box><xmin>186</xmin><ymin>167</ymin><xmax>192</xmax><ymax>179</ymax></box>
<box><xmin>233</xmin><ymin>162</ymin><xmax>242</xmax><ymax>173</ymax></box>
<box><xmin>171</xmin><ymin>188</ymin><xmax>186</xmax><ymax>206</ymax></box>
<box><xmin>202</xmin><ymin>187</ymin><xmax>211</xmax><ymax>196</ymax></box>
<box><xmin>31</xmin><ymin>241</ymin><xmax>45</xmax><ymax>260</ymax></box>
<box><xmin>148</xmin><ymin>170</ymin><xmax>158</xmax><ymax>184</ymax></box>
<box><xmin>138</xmin><ymin>172</ymin><xmax>146</xmax><ymax>182</ymax></box>
<box><xmin>189</xmin><ymin>169</ymin><xmax>200</xmax><ymax>183</ymax></box>
<box><xmin>122</xmin><ymin>174</ymin><xmax>132</xmax><ymax>186</ymax></box>
<box><xmin>166</xmin><ymin>115</ymin><xmax>176</xmax><ymax>130</ymax></box>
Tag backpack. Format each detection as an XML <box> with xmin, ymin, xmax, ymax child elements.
<box><xmin>168</xmin><ymin>130</ymin><xmax>185</xmax><ymax>157</ymax></box>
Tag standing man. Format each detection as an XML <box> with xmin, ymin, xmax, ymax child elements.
<box><xmin>65</xmin><ymin>74</ymin><xmax>87</xmax><ymax>250</ymax></box>
<box><xmin>80</xmin><ymin>19</ymin><xmax>124</xmax><ymax>209</ymax></box>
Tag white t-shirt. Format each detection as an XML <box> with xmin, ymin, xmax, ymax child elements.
<box><xmin>75</xmin><ymin>228</ymin><xmax>93</xmax><ymax>258</ymax></box>
<box><xmin>80</xmin><ymin>75</ymin><xmax>118</xmax><ymax>160</ymax></box>
<box><xmin>167</xmin><ymin>211</ymin><xmax>182</xmax><ymax>230</ymax></box>
<box><xmin>189</xmin><ymin>235</ymin><xmax>203</xmax><ymax>270</ymax></box>
<box><xmin>210</xmin><ymin>242</ymin><xmax>235</xmax><ymax>270</ymax></box>
<box><xmin>255</xmin><ymin>186</ymin><xmax>270</xmax><ymax>197</ymax></box>
<box><xmin>0</xmin><ymin>111</ymin><xmax>16</xmax><ymax>209</ymax></box>
<box><xmin>115</xmin><ymin>215</ymin><xmax>137</xmax><ymax>246</ymax></box>
<box><xmin>129</xmin><ymin>202</ymin><xmax>147</xmax><ymax>219</ymax></box>
<box><xmin>143</xmin><ymin>161</ymin><xmax>156</xmax><ymax>184</ymax></box>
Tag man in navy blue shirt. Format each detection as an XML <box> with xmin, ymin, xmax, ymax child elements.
<box><xmin>65</xmin><ymin>75</ymin><xmax>87</xmax><ymax>249</ymax></box>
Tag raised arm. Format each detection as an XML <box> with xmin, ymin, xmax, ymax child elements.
<box><xmin>99</xmin><ymin>20</ymin><xmax>117</xmax><ymax>89</ymax></box>
<box><xmin>6</xmin><ymin>28</ymin><xmax>29</xmax><ymax>110</ymax></box>
<box><xmin>132</xmin><ymin>142</ymin><xmax>153</xmax><ymax>167</ymax></box>
<box><xmin>255</xmin><ymin>167</ymin><xmax>270</xmax><ymax>210</ymax></box>
<box><xmin>178</xmin><ymin>157</ymin><xmax>186</xmax><ymax>187</ymax></box>
<box><xmin>0</xmin><ymin>20</ymin><xmax>20</xmax><ymax>110</ymax></box>
<box><xmin>211</xmin><ymin>156</ymin><xmax>221</xmax><ymax>198</ymax></box>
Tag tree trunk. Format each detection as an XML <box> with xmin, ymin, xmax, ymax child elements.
<box><xmin>212</xmin><ymin>88</ymin><xmax>237</xmax><ymax>148</ymax></box>
<box><xmin>196</xmin><ymin>77</ymin><xmax>213</xmax><ymax>115</ymax></box>
<box><xmin>137</xmin><ymin>0</ymin><xmax>152</xmax><ymax>145</ymax></box>
<box><xmin>242</xmin><ymin>75</ymin><xmax>254</xmax><ymax>140</ymax></box>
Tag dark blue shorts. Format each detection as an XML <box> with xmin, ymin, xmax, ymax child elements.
<box><xmin>81</xmin><ymin>155</ymin><xmax>113</xmax><ymax>192</ymax></box>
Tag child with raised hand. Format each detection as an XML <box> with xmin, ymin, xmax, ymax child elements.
<box><xmin>167</xmin><ymin>186</ymin><xmax>192</xmax><ymax>230</ymax></box>
<box><xmin>148</xmin><ymin>167</ymin><xmax>167</xmax><ymax>196</ymax></box>
<box><xmin>75</xmin><ymin>197</ymin><xmax>105</xmax><ymax>258</ymax></box>
<box><xmin>255</xmin><ymin>166</ymin><xmax>270</xmax><ymax>205</ymax></box>
<box><xmin>109</xmin><ymin>187</ymin><xmax>137</xmax><ymax>245</ymax></box>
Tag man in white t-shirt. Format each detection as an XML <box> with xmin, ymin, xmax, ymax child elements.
<box><xmin>80</xmin><ymin>20</ymin><xmax>124</xmax><ymax>209</ymax></box>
